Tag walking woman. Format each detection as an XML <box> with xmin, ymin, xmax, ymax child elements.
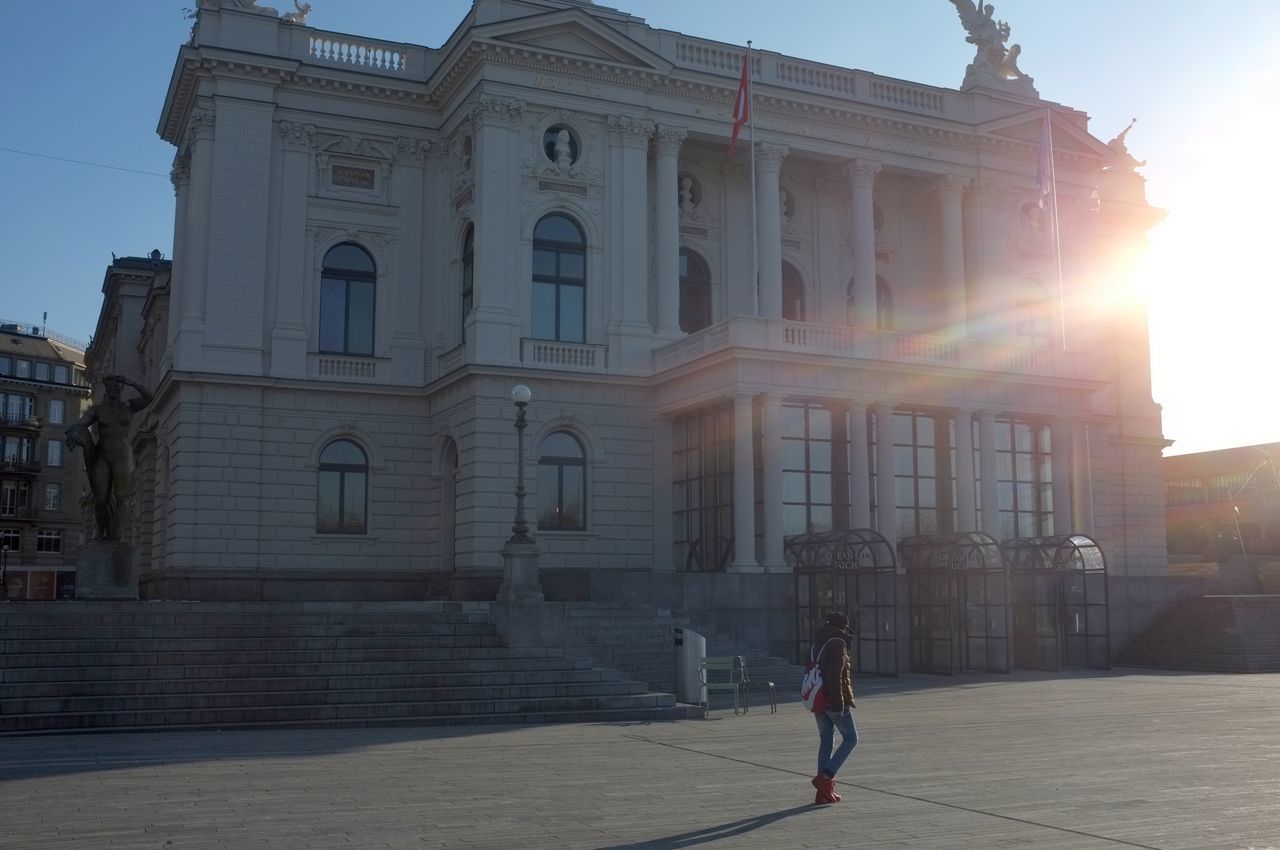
<box><xmin>810</xmin><ymin>612</ymin><xmax>858</xmax><ymax>804</ymax></box>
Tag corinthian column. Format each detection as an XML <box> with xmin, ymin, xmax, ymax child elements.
<box><xmin>176</xmin><ymin>109</ymin><xmax>215</xmax><ymax>370</ymax></box>
<box><xmin>167</xmin><ymin>157</ymin><xmax>190</xmax><ymax>359</ymax></box>
<box><xmin>269</xmin><ymin>120</ymin><xmax>315</xmax><ymax>379</ymax></box>
<box><xmin>653</xmin><ymin>125</ymin><xmax>685</xmax><ymax>335</ymax></box>
<box><xmin>936</xmin><ymin>174</ymin><xmax>969</xmax><ymax>337</ymax></box>
<box><xmin>756</xmin><ymin>143</ymin><xmax>789</xmax><ymax>320</ymax></box>
<box><xmin>845</xmin><ymin>160</ymin><xmax>881</xmax><ymax>328</ymax></box>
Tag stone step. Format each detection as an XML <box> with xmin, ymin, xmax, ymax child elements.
<box><xmin>0</xmin><ymin>667</ymin><xmax>624</xmax><ymax>700</ymax></box>
<box><xmin>0</xmin><ymin>654</ymin><xmax>596</xmax><ymax>684</ymax></box>
<box><xmin>2</xmin><ymin>621</ymin><xmax>497</xmax><ymax>641</ymax></box>
<box><xmin>0</xmin><ymin>645</ymin><xmax>578</xmax><ymax>669</ymax></box>
<box><xmin>0</xmin><ymin>692</ymin><xmax>681</xmax><ymax>734</ymax></box>
<box><xmin>2</xmin><ymin>634</ymin><xmax>505</xmax><ymax>655</ymax></box>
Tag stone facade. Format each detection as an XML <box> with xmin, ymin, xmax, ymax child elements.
<box><xmin>94</xmin><ymin>0</ymin><xmax>1169</xmax><ymax>654</ymax></box>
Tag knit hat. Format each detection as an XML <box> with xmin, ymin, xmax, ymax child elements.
<box><xmin>825</xmin><ymin>612</ymin><xmax>851</xmax><ymax>631</ymax></box>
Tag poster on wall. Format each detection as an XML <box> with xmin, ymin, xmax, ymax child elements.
<box><xmin>56</xmin><ymin>571</ymin><xmax>76</xmax><ymax>600</ymax></box>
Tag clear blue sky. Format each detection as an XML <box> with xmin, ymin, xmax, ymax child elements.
<box><xmin>3</xmin><ymin>1</ymin><xmax>1278</xmax><ymax>454</ymax></box>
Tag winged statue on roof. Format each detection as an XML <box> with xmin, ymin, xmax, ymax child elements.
<box><xmin>947</xmin><ymin>0</ymin><xmax>1032</xmax><ymax>83</ymax></box>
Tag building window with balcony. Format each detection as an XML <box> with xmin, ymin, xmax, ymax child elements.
<box><xmin>36</xmin><ymin>529</ymin><xmax>61</xmax><ymax>553</ymax></box>
<box><xmin>317</xmin><ymin>439</ymin><xmax>368</xmax><ymax>534</ymax></box>
<box><xmin>679</xmin><ymin>249</ymin><xmax>712</xmax><ymax>334</ymax></box>
<box><xmin>532</xmin><ymin>214</ymin><xmax>586</xmax><ymax>343</ymax></box>
<box><xmin>461</xmin><ymin>224</ymin><xmax>474</xmax><ymax>340</ymax></box>
<box><xmin>46</xmin><ymin>439</ymin><xmax>62</xmax><ymax>468</ymax></box>
<box><xmin>319</xmin><ymin>243</ymin><xmax>376</xmax><ymax>357</ymax></box>
<box><xmin>2</xmin><ymin>392</ymin><xmax>34</xmax><ymax>425</ymax></box>
<box><xmin>537</xmin><ymin>431</ymin><xmax>586</xmax><ymax>531</ymax></box>
<box><xmin>44</xmin><ymin>483</ymin><xmax>60</xmax><ymax>512</ymax></box>
<box><xmin>1</xmin><ymin>436</ymin><xmax>33</xmax><ymax>466</ymax></box>
<box><xmin>2</xmin><ymin>481</ymin><xmax>30</xmax><ymax>517</ymax></box>
<box><xmin>782</xmin><ymin>262</ymin><xmax>805</xmax><ymax>321</ymax></box>
<box><xmin>673</xmin><ymin>404</ymin><xmax>734</xmax><ymax>571</ymax></box>
<box><xmin>47</xmin><ymin>399</ymin><xmax>64</xmax><ymax>425</ymax></box>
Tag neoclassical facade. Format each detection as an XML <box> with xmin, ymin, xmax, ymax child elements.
<box><xmin>107</xmin><ymin>0</ymin><xmax>1168</xmax><ymax>649</ymax></box>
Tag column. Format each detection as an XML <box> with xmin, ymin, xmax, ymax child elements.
<box><xmin>953</xmin><ymin>409</ymin><xmax>978</xmax><ymax>531</ymax></box>
<box><xmin>607</xmin><ymin>115</ymin><xmax>656</xmax><ymax>369</ymax></box>
<box><xmin>937</xmin><ymin>175</ymin><xmax>969</xmax><ymax>337</ymax></box>
<box><xmin>469</xmin><ymin>95</ymin><xmax>526</xmax><ymax>364</ymax></box>
<box><xmin>731</xmin><ymin>394</ymin><xmax>760</xmax><ymax>572</ymax></box>
<box><xmin>845</xmin><ymin>159</ymin><xmax>881</xmax><ymax>329</ymax></box>
<box><xmin>849</xmin><ymin>401</ymin><xmax>871</xmax><ymax>528</ymax></box>
<box><xmin>873</xmin><ymin>403</ymin><xmax>898</xmax><ymax>548</ymax></box>
<box><xmin>652</xmin><ymin>417</ymin><xmax>675</xmax><ymax>571</ymax></box>
<box><xmin>1050</xmin><ymin>421</ymin><xmax>1073</xmax><ymax>534</ymax></box>
<box><xmin>167</xmin><ymin>156</ymin><xmax>190</xmax><ymax>359</ymax></box>
<box><xmin>761</xmin><ymin>394</ymin><xmax>784</xmax><ymax>571</ymax></box>
<box><xmin>756</xmin><ymin>143</ymin><xmax>789</xmax><ymax>320</ymax></box>
<box><xmin>653</xmin><ymin>125</ymin><xmax>685</xmax><ymax>335</ymax></box>
<box><xmin>175</xmin><ymin>109</ymin><xmax>214</xmax><ymax>370</ymax></box>
<box><xmin>977</xmin><ymin>410</ymin><xmax>1000</xmax><ymax>540</ymax></box>
<box><xmin>1071</xmin><ymin>421</ymin><xmax>1095</xmax><ymax>535</ymax></box>
<box><xmin>268</xmin><ymin>120</ymin><xmax>315</xmax><ymax>379</ymax></box>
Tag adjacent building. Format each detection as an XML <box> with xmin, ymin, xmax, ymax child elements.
<box><xmin>1165</xmin><ymin>443</ymin><xmax>1280</xmax><ymax>560</ymax></box>
<box><xmin>0</xmin><ymin>322</ymin><xmax>91</xmax><ymax>599</ymax></box>
<box><xmin>90</xmin><ymin>0</ymin><xmax>1172</xmax><ymax>660</ymax></box>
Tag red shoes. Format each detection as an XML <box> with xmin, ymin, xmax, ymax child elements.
<box><xmin>811</xmin><ymin>773</ymin><xmax>841</xmax><ymax>804</ymax></box>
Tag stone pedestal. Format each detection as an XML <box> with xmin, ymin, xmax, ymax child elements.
<box><xmin>75</xmin><ymin>542</ymin><xmax>139</xmax><ymax>600</ymax></box>
<box><xmin>497</xmin><ymin>540</ymin><xmax>543</xmax><ymax>604</ymax></box>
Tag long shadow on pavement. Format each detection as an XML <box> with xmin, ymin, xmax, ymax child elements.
<box><xmin>586</xmin><ymin>804</ymin><xmax>819</xmax><ymax>850</ymax></box>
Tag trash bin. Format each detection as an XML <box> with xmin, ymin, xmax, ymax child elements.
<box><xmin>673</xmin><ymin>626</ymin><xmax>706</xmax><ymax>704</ymax></box>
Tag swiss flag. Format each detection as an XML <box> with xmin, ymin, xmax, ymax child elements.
<box><xmin>726</xmin><ymin>49</ymin><xmax>750</xmax><ymax>156</ymax></box>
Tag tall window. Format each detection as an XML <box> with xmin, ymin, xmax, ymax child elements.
<box><xmin>53</xmin><ymin>364</ymin><xmax>69</xmax><ymax>384</ymax></box>
<box><xmin>781</xmin><ymin>403</ymin><xmax>835</xmax><ymax>536</ymax></box>
<box><xmin>46</xmin><ymin>440</ymin><xmax>62</xmax><ymax>468</ymax></box>
<box><xmin>846</xmin><ymin>275</ymin><xmax>894</xmax><ymax>329</ymax></box>
<box><xmin>0</xmin><ymin>436</ymin><xmax>33</xmax><ymax>464</ymax></box>
<box><xmin>537</xmin><ymin>431</ymin><xmax>586</xmax><ymax>530</ymax></box>
<box><xmin>317</xmin><ymin>439</ymin><xmax>368</xmax><ymax>534</ymax></box>
<box><xmin>48</xmin><ymin>399</ymin><xmax>64</xmax><ymax>425</ymax></box>
<box><xmin>319</xmin><ymin>243</ymin><xmax>375</xmax><ymax>356</ymax></box>
<box><xmin>2</xmin><ymin>481</ymin><xmax>29</xmax><ymax>517</ymax></box>
<box><xmin>532</xmin><ymin>214</ymin><xmax>586</xmax><ymax>342</ymax></box>
<box><xmin>1016</xmin><ymin>279</ymin><xmax>1051</xmax><ymax>347</ymax></box>
<box><xmin>44</xmin><ymin>483</ymin><xmax>60</xmax><ymax>512</ymax></box>
<box><xmin>2</xmin><ymin>392</ymin><xmax>33</xmax><ymax>425</ymax></box>
<box><xmin>679</xmin><ymin>249</ymin><xmax>712</xmax><ymax>333</ymax></box>
<box><xmin>995</xmin><ymin>418</ymin><xmax>1053</xmax><ymax>539</ymax></box>
<box><xmin>673</xmin><ymin>404</ymin><xmax>734</xmax><ymax>571</ymax></box>
<box><xmin>460</xmin><ymin>224</ymin><xmax>474</xmax><ymax>339</ymax></box>
<box><xmin>782</xmin><ymin>262</ymin><xmax>805</xmax><ymax>321</ymax></box>
<box><xmin>34</xmin><ymin>362</ymin><xmax>50</xmax><ymax>382</ymax></box>
<box><xmin>892</xmin><ymin>412</ymin><xmax>939</xmax><ymax>536</ymax></box>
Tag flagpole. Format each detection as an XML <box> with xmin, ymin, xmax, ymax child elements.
<box><xmin>1047</xmin><ymin>108</ymin><xmax>1067</xmax><ymax>351</ymax></box>
<box><xmin>747</xmin><ymin>41</ymin><xmax>758</xmax><ymax>317</ymax></box>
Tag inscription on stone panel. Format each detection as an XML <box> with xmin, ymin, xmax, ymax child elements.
<box><xmin>332</xmin><ymin>165</ymin><xmax>376</xmax><ymax>189</ymax></box>
<box><xmin>680</xmin><ymin>225</ymin><xmax>709</xmax><ymax>238</ymax></box>
<box><xmin>535</xmin><ymin>75</ymin><xmax>603</xmax><ymax>99</ymax></box>
<box><xmin>538</xmin><ymin>179</ymin><xmax>588</xmax><ymax>196</ymax></box>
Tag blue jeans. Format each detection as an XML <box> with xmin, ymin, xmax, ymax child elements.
<box><xmin>816</xmin><ymin>706</ymin><xmax>858</xmax><ymax>778</ymax></box>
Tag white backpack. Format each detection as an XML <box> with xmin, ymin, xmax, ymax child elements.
<box><xmin>799</xmin><ymin>637</ymin><xmax>843</xmax><ymax>713</ymax></box>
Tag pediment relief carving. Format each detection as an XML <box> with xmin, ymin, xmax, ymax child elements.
<box><xmin>473</xmin><ymin>9</ymin><xmax>670</xmax><ymax>72</ymax></box>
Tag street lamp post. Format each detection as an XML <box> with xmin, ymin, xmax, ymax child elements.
<box><xmin>497</xmin><ymin>384</ymin><xmax>543</xmax><ymax>604</ymax></box>
<box><xmin>0</xmin><ymin>544</ymin><xmax>9</xmax><ymax>600</ymax></box>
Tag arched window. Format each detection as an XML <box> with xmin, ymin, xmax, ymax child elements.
<box><xmin>537</xmin><ymin>431</ymin><xmax>586</xmax><ymax>530</ymax></box>
<box><xmin>319</xmin><ymin>243</ymin><xmax>375</xmax><ymax>356</ymax></box>
<box><xmin>782</xmin><ymin>262</ymin><xmax>805</xmax><ymax>321</ymax></box>
<box><xmin>317</xmin><ymin>439</ymin><xmax>368</xmax><ymax>534</ymax></box>
<box><xmin>461</xmin><ymin>225</ymin><xmax>474</xmax><ymax>340</ymax></box>
<box><xmin>679</xmin><ymin>249</ymin><xmax>712</xmax><ymax>333</ymax></box>
<box><xmin>531</xmin><ymin>214</ymin><xmax>586</xmax><ymax>343</ymax></box>
<box><xmin>846</xmin><ymin>275</ymin><xmax>895</xmax><ymax>330</ymax></box>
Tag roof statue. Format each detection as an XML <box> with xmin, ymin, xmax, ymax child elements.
<box><xmin>281</xmin><ymin>1</ymin><xmax>311</xmax><ymax>23</ymax></box>
<box><xmin>947</xmin><ymin>0</ymin><xmax>1035</xmax><ymax>93</ymax></box>
<box><xmin>1106</xmin><ymin>118</ymin><xmax>1147</xmax><ymax>170</ymax></box>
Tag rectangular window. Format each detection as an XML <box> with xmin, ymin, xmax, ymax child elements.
<box><xmin>14</xmin><ymin>359</ymin><xmax>30</xmax><ymax>379</ymax></box>
<box><xmin>48</xmin><ymin>399</ymin><xmax>64</xmax><ymax>425</ymax></box>
<box><xmin>47</xmin><ymin>439</ymin><xmax>62</xmax><ymax>467</ymax></box>
<box><xmin>34</xmin><ymin>362</ymin><xmax>50</xmax><ymax>382</ymax></box>
<box><xmin>36</xmin><ymin>529</ymin><xmax>62</xmax><ymax>553</ymax></box>
<box><xmin>1</xmin><ymin>437</ymin><xmax>33</xmax><ymax>463</ymax></box>
<box><xmin>53</xmin><ymin>364</ymin><xmax>69</xmax><ymax>384</ymax></box>
<box><xmin>0</xmin><ymin>528</ymin><xmax>19</xmax><ymax>552</ymax></box>
<box><xmin>44</xmin><ymin>483</ymin><xmax>60</xmax><ymax>512</ymax></box>
<box><xmin>0</xmin><ymin>356</ymin><xmax>9</xmax><ymax>375</ymax></box>
<box><xmin>2</xmin><ymin>393</ymin><xmax>34</xmax><ymax>423</ymax></box>
<box><xmin>673</xmin><ymin>403</ymin><xmax>735</xmax><ymax>572</ymax></box>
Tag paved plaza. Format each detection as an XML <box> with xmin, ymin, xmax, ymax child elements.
<box><xmin>3</xmin><ymin>669</ymin><xmax>1278</xmax><ymax>850</ymax></box>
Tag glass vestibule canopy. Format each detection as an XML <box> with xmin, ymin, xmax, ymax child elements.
<box><xmin>900</xmin><ymin>532</ymin><xmax>1012</xmax><ymax>675</ymax></box>
<box><xmin>1001</xmin><ymin>534</ymin><xmax>1111</xmax><ymax>670</ymax></box>
<box><xmin>786</xmin><ymin>529</ymin><xmax>898</xmax><ymax>676</ymax></box>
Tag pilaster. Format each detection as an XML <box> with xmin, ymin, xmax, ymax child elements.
<box><xmin>652</xmin><ymin>124</ymin><xmax>685</xmax><ymax>337</ymax></box>
<box><xmin>268</xmin><ymin>120</ymin><xmax>315</xmax><ymax>380</ymax></box>
<box><xmin>756</xmin><ymin>143</ymin><xmax>789</xmax><ymax>321</ymax></box>
<box><xmin>846</xmin><ymin>160</ymin><xmax>881</xmax><ymax>329</ymax></box>
<box><xmin>730</xmin><ymin>393</ymin><xmax>760</xmax><ymax>572</ymax></box>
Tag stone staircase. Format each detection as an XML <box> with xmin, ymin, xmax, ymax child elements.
<box><xmin>0</xmin><ymin>601</ymin><xmax>695</xmax><ymax>735</ymax></box>
<box><xmin>560</xmin><ymin>602</ymin><xmax>802</xmax><ymax>708</ymax></box>
<box><xmin>1118</xmin><ymin>595</ymin><xmax>1280</xmax><ymax>673</ymax></box>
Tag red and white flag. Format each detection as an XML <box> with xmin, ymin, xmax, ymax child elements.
<box><xmin>726</xmin><ymin>48</ymin><xmax>751</xmax><ymax>156</ymax></box>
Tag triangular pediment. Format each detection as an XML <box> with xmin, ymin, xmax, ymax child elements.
<box><xmin>472</xmin><ymin>9</ymin><xmax>671</xmax><ymax>72</ymax></box>
<box><xmin>979</xmin><ymin>110</ymin><xmax>1114</xmax><ymax>160</ymax></box>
